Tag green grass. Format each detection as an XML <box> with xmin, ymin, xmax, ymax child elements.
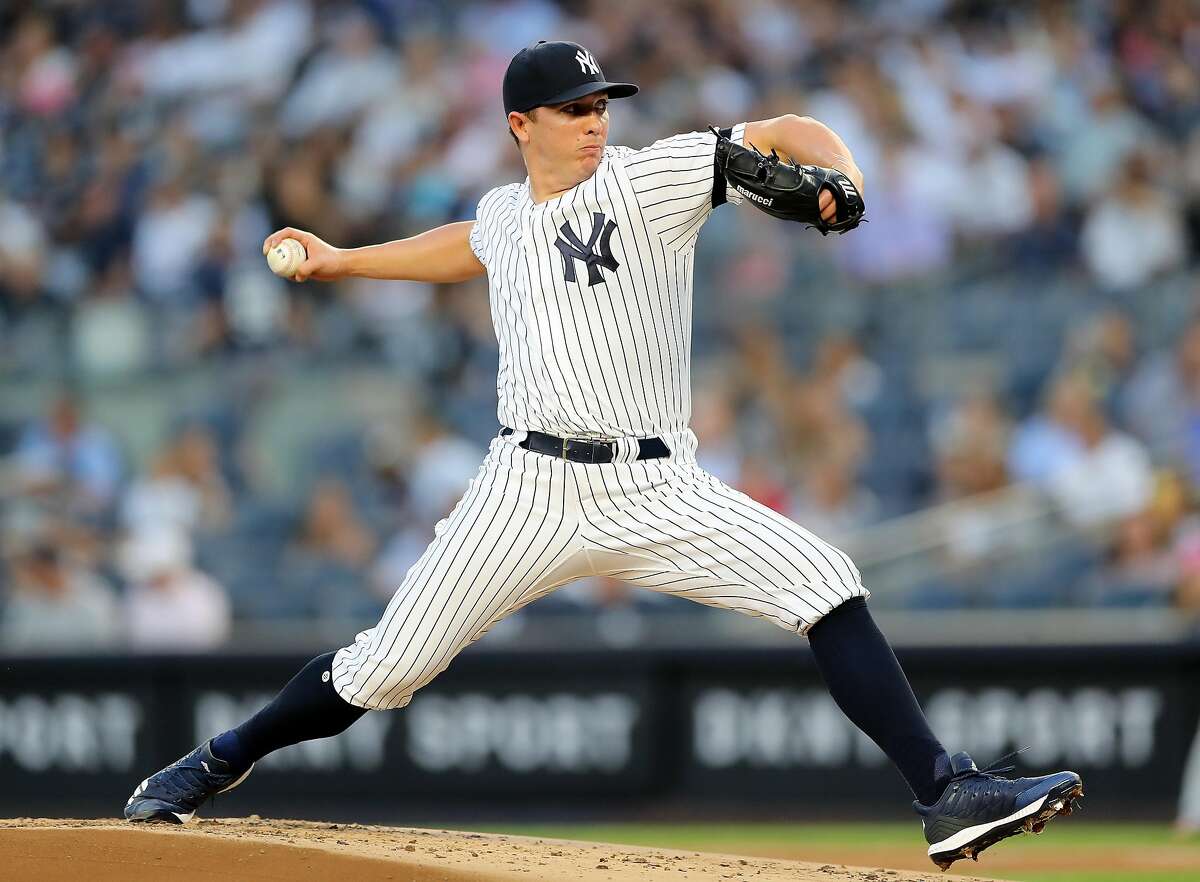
<box><xmin>472</xmin><ymin>822</ymin><xmax>1199</xmax><ymax>882</ymax></box>
<box><xmin>1013</xmin><ymin>876</ymin><xmax>1178</xmax><ymax>882</ymax></box>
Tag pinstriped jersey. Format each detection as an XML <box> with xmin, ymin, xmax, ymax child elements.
<box><xmin>469</xmin><ymin>124</ymin><xmax>747</xmax><ymax>440</ymax></box>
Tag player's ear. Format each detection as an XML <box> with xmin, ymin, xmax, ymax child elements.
<box><xmin>508</xmin><ymin>110</ymin><xmax>534</xmax><ymax>146</ymax></box>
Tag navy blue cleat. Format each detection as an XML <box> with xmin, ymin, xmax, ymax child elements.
<box><xmin>124</xmin><ymin>739</ymin><xmax>254</xmax><ymax>824</ymax></box>
<box><xmin>916</xmin><ymin>751</ymin><xmax>1083</xmax><ymax>870</ymax></box>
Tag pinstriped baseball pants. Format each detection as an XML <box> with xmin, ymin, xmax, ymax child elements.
<box><xmin>331</xmin><ymin>429</ymin><xmax>869</xmax><ymax>710</ymax></box>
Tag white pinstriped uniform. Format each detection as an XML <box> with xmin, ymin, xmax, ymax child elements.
<box><xmin>332</xmin><ymin>126</ymin><xmax>869</xmax><ymax>710</ymax></box>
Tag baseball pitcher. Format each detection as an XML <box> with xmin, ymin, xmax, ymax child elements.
<box><xmin>125</xmin><ymin>41</ymin><xmax>1081</xmax><ymax>870</ymax></box>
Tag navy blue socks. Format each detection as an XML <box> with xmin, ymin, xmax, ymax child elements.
<box><xmin>208</xmin><ymin>608</ymin><xmax>950</xmax><ymax>806</ymax></box>
<box><xmin>210</xmin><ymin>651</ymin><xmax>367</xmax><ymax>773</ymax></box>
<box><xmin>807</xmin><ymin>598</ymin><xmax>951</xmax><ymax>806</ymax></box>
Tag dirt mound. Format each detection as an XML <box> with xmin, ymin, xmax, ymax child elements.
<box><xmin>0</xmin><ymin>818</ymin><xmax>1010</xmax><ymax>881</ymax></box>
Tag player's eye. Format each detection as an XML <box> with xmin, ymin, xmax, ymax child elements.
<box><xmin>562</xmin><ymin>101</ymin><xmax>606</xmax><ymax>116</ymax></box>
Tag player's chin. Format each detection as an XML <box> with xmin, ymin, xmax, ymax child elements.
<box><xmin>579</xmin><ymin>146</ymin><xmax>603</xmax><ymax>169</ymax></box>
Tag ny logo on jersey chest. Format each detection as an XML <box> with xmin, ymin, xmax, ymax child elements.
<box><xmin>554</xmin><ymin>211</ymin><xmax>620</xmax><ymax>287</ymax></box>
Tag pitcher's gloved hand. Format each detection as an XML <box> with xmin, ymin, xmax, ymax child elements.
<box><xmin>712</xmin><ymin>127</ymin><xmax>866</xmax><ymax>235</ymax></box>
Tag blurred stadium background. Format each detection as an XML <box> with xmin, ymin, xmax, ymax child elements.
<box><xmin>0</xmin><ymin>1</ymin><xmax>1198</xmax><ymax>879</ymax></box>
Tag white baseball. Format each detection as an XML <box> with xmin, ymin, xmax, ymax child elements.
<box><xmin>267</xmin><ymin>237</ymin><xmax>306</xmax><ymax>277</ymax></box>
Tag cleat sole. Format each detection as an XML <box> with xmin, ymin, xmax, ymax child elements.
<box><xmin>928</xmin><ymin>779</ymin><xmax>1083</xmax><ymax>869</ymax></box>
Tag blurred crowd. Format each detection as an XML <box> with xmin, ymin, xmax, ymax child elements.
<box><xmin>1</xmin><ymin>0</ymin><xmax>1199</xmax><ymax>651</ymax></box>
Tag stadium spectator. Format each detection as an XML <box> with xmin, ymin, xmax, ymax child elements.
<box><xmin>1172</xmin><ymin>542</ymin><xmax>1200</xmax><ymax>613</ymax></box>
<box><xmin>1054</xmin><ymin>82</ymin><xmax>1146</xmax><ymax>205</ymax></box>
<box><xmin>691</xmin><ymin>371</ymin><xmax>743</xmax><ymax>487</ymax></box>
<box><xmin>922</xmin><ymin>388</ymin><xmax>1028</xmax><ymax>569</ymax></box>
<box><xmin>371</xmin><ymin>415</ymin><xmax>482</xmax><ymax>598</ymax></box>
<box><xmin>1065</xmin><ymin>309</ymin><xmax>1138</xmax><ymax>418</ymax></box>
<box><xmin>1085</xmin><ymin>511</ymin><xmax>1178</xmax><ymax>606</ymax></box>
<box><xmin>810</xmin><ymin>332</ymin><xmax>884</xmax><ymax>414</ymax></box>
<box><xmin>71</xmin><ymin>258</ymin><xmax>153</xmax><ymax>378</ymax></box>
<box><xmin>1006</xmin><ymin>156</ymin><xmax>1077</xmax><ymax>270</ymax></box>
<box><xmin>120</xmin><ymin>526</ymin><xmax>232</xmax><ymax>651</ymax></box>
<box><xmin>131</xmin><ymin>174</ymin><xmax>219</xmax><ymax>306</ymax></box>
<box><xmin>0</xmin><ymin>537</ymin><xmax>121</xmax><ymax>652</ymax></box>
<box><xmin>787</xmin><ymin>376</ymin><xmax>872</xmax><ymax>478</ymax></box>
<box><xmin>289</xmin><ymin>477</ymin><xmax>377</xmax><ymax>571</ymax></box>
<box><xmin>1087</xmin><ymin>470</ymin><xmax>1200</xmax><ymax>609</ymax></box>
<box><xmin>122</xmin><ymin>424</ymin><xmax>233</xmax><ymax>536</ymax></box>
<box><xmin>1008</xmin><ymin>374</ymin><xmax>1087</xmax><ymax>487</ymax></box>
<box><xmin>790</xmin><ymin>445</ymin><xmax>881</xmax><ymax>543</ymax></box>
<box><xmin>13</xmin><ymin>393</ymin><xmax>123</xmax><ymax>514</ymax></box>
<box><xmin>404</xmin><ymin>413</ymin><xmax>486</xmax><ymax>526</ymax></box>
<box><xmin>1044</xmin><ymin>375</ymin><xmax>1154</xmax><ymax>528</ymax></box>
<box><xmin>834</xmin><ymin>136</ymin><xmax>955</xmax><ymax>284</ymax></box>
<box><xmin>931</xmin><ymin>388</ymin><xmax>1012</xmax><ymax>501</ymax></box>
<box><xmin>279</xmin><ymin>8</ymin><xmax>396</xmax><ymax>139</ymax></box>
<box><xmin>1081</xmin><ymin>151</ymin><xmax>1187</xmax><ymax>292</ymax></box>
<box><xmin>1122</xmin><ymin>318</ymin><xmax>1200</xmax><ymax>478</ymax></box>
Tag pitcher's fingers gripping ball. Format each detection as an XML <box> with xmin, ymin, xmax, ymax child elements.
<box><xmin>266</xmin><ymin>237</ymin><xmax>307</xmax><ymax>278</ymax></box>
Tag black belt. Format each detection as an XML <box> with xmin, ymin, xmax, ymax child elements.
<box><xmin>501</xmin><ymin>427</ymin><xmax>670</xmax><ymax>464</ymax></box>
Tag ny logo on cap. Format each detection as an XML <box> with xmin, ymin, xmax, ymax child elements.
<box><xmin>555</xmin><ymin>212</ymin><xmax>619</xmax><ymax>286</ymax></box>
<box><xmin>575</xmin><ymin>49</ymin><xmax>600</xmax><ymax>76</ymax></box>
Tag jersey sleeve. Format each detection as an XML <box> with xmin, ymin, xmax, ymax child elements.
<box><xmin>468</xmin><ymin>190</ymin><xmax>497</xmax><ymax>268</ymax></box>
<box><xmin>468</xmin><ymin>216</ymin><xmax>487</xmax><ymax>268</ymax></box>
<box><xmin>469</xmin><ymin>185</ymin><xmax>517</xmax><ymax>269</ymax></box>
<box><xmin>622</xmin><ymin>123</ymin><xmax>747</xmax><ymax>247</ymax></box>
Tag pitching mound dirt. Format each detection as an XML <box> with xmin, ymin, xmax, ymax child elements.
<box><xmin>0</xmin><ymin>818</ymin><xmax>1011</xmax><ymax>881</ymax></box>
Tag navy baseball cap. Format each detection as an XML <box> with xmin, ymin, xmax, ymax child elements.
<box><xmin>503</xmin><ymin>40</ymin><xmax>638</xmax><ymax>115</ymax></box>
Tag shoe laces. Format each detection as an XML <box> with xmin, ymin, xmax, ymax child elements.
<box><xmin>161</xmin><ymin>765</ymin><xmax>208</xmax><ymax>801</ymax></box>
<box><xmin>974</xmin><ymin>747</ymin><xmax>1029</xmax><ymax>778</ymax></box>
<box><xmin>943</xmin><ymin>748</ymin><xmax>1031</xmax><ymax>816</ymax></box>
<box><xmin>159</xmin><ymin>754</ymin><xmax>226</xmax><ymax>804</ymax></box>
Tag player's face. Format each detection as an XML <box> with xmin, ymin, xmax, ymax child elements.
<box><xmin>534</xmin><ymin>92</ymin><xmax>609</xmax><ymax>177</ymax></box>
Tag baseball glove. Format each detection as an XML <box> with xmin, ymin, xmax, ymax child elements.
<box><xmin>712</xmin><ymin>127</ymin><xmax>865</xmax><ymax>235</ymax></box>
